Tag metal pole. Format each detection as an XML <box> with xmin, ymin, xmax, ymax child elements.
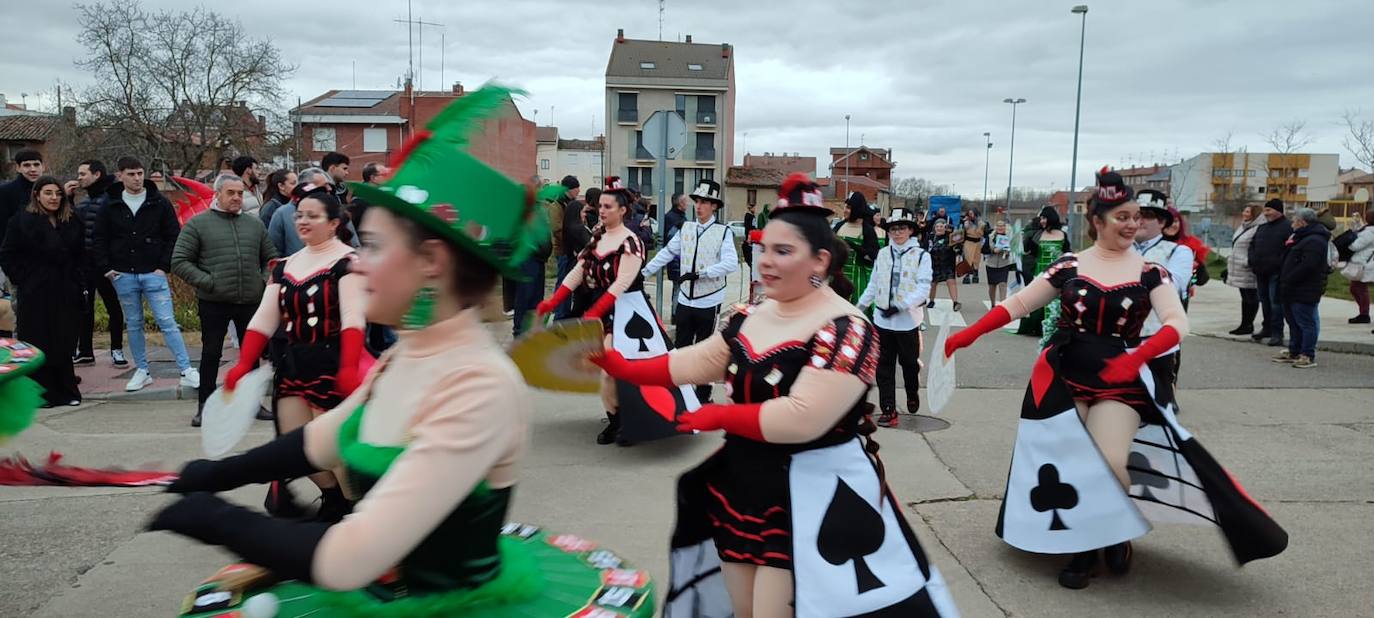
<box><xmin>844</xmin><ymin>114</ymin><xmax>851</xmax><ymax>200</ymax></box>
<box><xmin>1003</xmin><ymin>98</ymin><xmax>1025</xmax><ymax>209</ymax></box>
<box><xmin>982</xmin><ymin>132</ymin><xmax>991</xmax><ymax>217</ymax></box>
<box><xmin>655</xmin><ymin>114</ymin><xmax>669</xmax><ymax>314</ymax></box>
<box><xmin>1069</xmin><ymin>6</ymin><xmax>1089</xmax><ymax>245</ymax></box>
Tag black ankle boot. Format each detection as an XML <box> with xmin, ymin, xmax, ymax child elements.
<box><xmin>1058</xmin><ymin>551</ymin><xmax>1100</xmax><ymax>589</ymax></box>
<box><xmin>264</xmin><ymin>480</ymin><xmax>308</xmax><ymax>519</ymax></box>
<box><xmin>1104</xmin><ymin>541</ymin><xmax>1133</xmax><ymax>575</ymax></box>
<box><xmin>315</xmin><ymin>486</ymin><xmax>353</xmax><ymax>523</ymax></box>
<box><xmin>597</xmin><ymin>412</ymin><xmax>621</xmax><ymax>445</ymax></box>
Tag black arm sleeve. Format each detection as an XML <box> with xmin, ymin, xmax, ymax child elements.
<box><xmin>167</xmin><ymin>429</ymin><xmax>322</xmax><ymax>494</ymax></box>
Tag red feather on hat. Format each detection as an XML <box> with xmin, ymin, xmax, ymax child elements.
<box><xmin>778</xmin><ymin>172</ymin><xmax>813</xmax><ymax>199</ymax></box>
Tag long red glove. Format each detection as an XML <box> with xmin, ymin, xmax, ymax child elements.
<box><xmin>1099</xmin><ymin>325</ymin><xmax>1180</xmax><ymax>384</ymax></box>
<box><xmin>536</xmin><ymin>285</ymin><xmax>573</xmax><ymax>317</ymax></box>
<box><xmin>943</xmin><ymin>305</ymin><xmax>1011</xmax><ymax>359</ymax></box>
<box><xmin>582</xmin><ymin>292</ymin><xmax>617</xmax><ymax>321</ymax></box>
<box><xmin>676</xmin><ymin>403</ymin><xmax>765</xmax><ymax>441</ymax></box>
<box><xmin>335</xmin><ymin>327</ymin><xmax>364</xmax><ymax>396</ymax></box>
<box><xmin>224</xmin><ymin>330</ymin><xmax>270</xmax><ymax>392</ymax></box>
<box><xmin>589</xmin><ymin>349</ymin><xmax>674</xmax><ymax>387</ymax></box>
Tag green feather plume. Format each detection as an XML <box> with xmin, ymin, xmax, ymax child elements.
<box><xmin>0</xmin><ymin>377</ymin><xmax>42</xmax><ymax>442</ymax></box>
<box><xmin>424</xmin><ymin>83</ymin><xmax>525</xmax><ymax>149</ymax></box>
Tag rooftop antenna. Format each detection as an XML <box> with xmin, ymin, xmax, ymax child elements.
<box><xmin>659</xmin><ymin>0</ymin><xmax>665</xmax><ymax>41</ymax></box>
<box><xmin>352</xmin><ymin>60</ymin><xmax>356</xmax><ymax>89</ymax></box>
<box><xmin>394</xmin><ymin>8</ymin><xmax>442</xmax><ymax>91</ymax></box>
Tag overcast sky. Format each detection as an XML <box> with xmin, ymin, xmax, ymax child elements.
<box><xmin>5</xmin><ymin>0</ymin><xmax>1372</xmax><ymax>197</ymax></box>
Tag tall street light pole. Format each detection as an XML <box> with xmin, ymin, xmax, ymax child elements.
<box><xmin>1069</xmin><ymin>5</ymin><xmax>1090</xmax><ymax>245</ymax></box>
<box><xmin>1003</xmin><ymin>98</ymin><xmax>1026</xmax><ymax>210</ymax></box>
<box><xmin>982</xmin><ymin>132</ymin><xmax>993</xmax><ymax>216</ymax></box>
<box><xmin>844</xmin><ymin>114</ymin><xmax>851</xmax><ymax>200</ymax></box>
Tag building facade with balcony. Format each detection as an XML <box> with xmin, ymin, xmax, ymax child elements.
<box><xmin>1169</xmin><ymin>152</ymin><xmax>1340</xmax><ymax>212</ymax></box>
<box><xmin>604</xmin><ymin>30</ymin><xmax>735</xmax><ymax>204</ymax></box>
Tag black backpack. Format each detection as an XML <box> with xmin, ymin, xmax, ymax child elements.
<box><xmin>1333</xmin><ymin>229</ymin><xmax>1357</xmax><ymax>262</ymax></box>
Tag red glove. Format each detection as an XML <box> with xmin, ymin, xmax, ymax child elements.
<box><xmin>1100</xmin><ymin>325</ymin><xmax>1180</xmax><ymax>384</ymax></box>
<box><xmin>589</xmin><ymin>349</ymin><xmax>674</xmax><ymax>387</ymax></box>
<box><xmin>944</xmin><ymin>305</ymin><xmax>1011</xmax><ymax>359</ymax></box>
<box><xmin>747</xmin><ymin>229</ymin><xmax>764</xmax><ymax>244</ymax></box>
<box><xmin>536</xmin><ymin>285</ymin><xmax>573</xmax><ymax>317</ymax></box>
<box><xmin>677</xmin><ymin>403</ymin><xmax>765</xmax><ymax>441</ymax></box>
<box><xmin>583</xmin><ymin>292</ymin><xmax>617</xmax><ymax>322</ymax></box>
<box><xmin>224</xmin><ymin>330</ymin><xmax>270</xmax><ymax>392</ymax></box>
<box><xmin>335</xmin><ymin>327</ymin><xmax>364</xmax><ymax>396</ymax></box>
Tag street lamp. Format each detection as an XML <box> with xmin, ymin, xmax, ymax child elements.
<box><xmin>1068</xmin><ymin>5</ymin><xmax>1089</xmax><ymax>244</ymax></box>
<box><xmin>1003</xmin><ymin>98</ymin><xmax>1026</xmax><ymax>209</ymax></box>
<box><xmin>982</xmin><ymin>132</ymin><xmax>993</xmax><ymax>216</ymax></box>
<box><xmin>844</xmin><ymin>114</ymin><xmax>851</xmax><ymax>200</ymax></box>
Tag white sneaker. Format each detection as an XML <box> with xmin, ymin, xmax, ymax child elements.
<box><xmin>111</xmin><ymin>349</ymin><xmax>128</xmax><ymax>366</ymax></box>
<box><xmin>125</xmin><ymin>368</ymin><xmax>154</xmax><ymax>392</ymax></box>
<box><xmin>180</xmin><ymin>367</ymin><xmax>201</xmax><ymax>388</ymax></box>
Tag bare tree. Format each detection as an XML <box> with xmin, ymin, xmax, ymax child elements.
<box><xmin>1342</xmin><ymin>110</ymin><xmax>1374</xmax><ymax>172</ymax></box>
<box><xmin>74</xmin><ymin>1</ymin><xmax>295</xmax><ymax>177</ymax></box>
<box><xmin>1263</xmin><ymin>119</ymin><xmax>1315</xmax><ymax>155</ymax></box>
<box><xmin>891</xmin><ymin>177</ymin><xmax>951</xmax><ymax>210</ymax></box>
<box><xmin>1208</xmin><ymin>131</ymin><xmax>1256</xmax><ymax>216</ymax></box>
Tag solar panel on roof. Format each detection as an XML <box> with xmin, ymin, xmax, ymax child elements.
<box><xmin>315</xmin><ymin>90</ymin><xmax>392</xmax><ymax>108</ymax></box>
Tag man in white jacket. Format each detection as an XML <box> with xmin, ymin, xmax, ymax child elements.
<box><xmin>642</xmin><ymin>179</ymin><xmax>738</xmax><ymax>402</ymax></box>
<box><xmin>858</xmin><ymin>208</ymin><xmax>932</xmax><ymax>427</ymax></box>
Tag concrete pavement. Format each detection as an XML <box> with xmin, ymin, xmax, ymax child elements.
<box><xmin>6</xmin><ymin>279</ymin><xmax>1370</xmax><ymax>617</ymax></box>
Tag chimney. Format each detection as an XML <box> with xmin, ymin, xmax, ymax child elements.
<box><xmin>452</xmin><ymin>81</ymin><xmax>464</xmax><ymax>95</ymax></box>
<box><xmin>403</xmin><ymin>77</ymin><xmax>413</xmax><ymax>98</ymax></box>
<box><xmin>61</xmin><ymin>106</ymin><xmax>76</xmax><ymax>125</ymax></box>
<box><xmin>685</xmin><ymin>34</ymin><xmax>692</xmax><ymax>43</ymax></box>
<box><xmin>616</xmin><ymin>28</ymin><xmax>625</xmax><ymax>43</ymax></box>
<box><xmin>721</xmin><ymin>43</ymin><xmax>731</xmax><ymax>58</ymax></box>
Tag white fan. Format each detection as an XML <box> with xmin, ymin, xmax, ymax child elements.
<box><xmin>200</xmin><ymin>365</ymin><xmax>272</xmax><ymax>457</ymax></box>
<box><xmin>926</xmin><ymin>316</ymin><xmax>956</xmax><ymax>415</ymax></box>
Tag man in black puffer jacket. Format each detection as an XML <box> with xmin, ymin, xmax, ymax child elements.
<box><xmin>1247</xmin><ymin>199</ymin><xmax>1293</xmax><ymax>346</ymax></box>
<box><xmin>1275</xmin><ymin>208</ymin><xmax>1331</xmax><ymax>368</ymax></box>
<box><xmin>72</xmin><ymin>159</ymin><xmax>127</xmax><ymax>367</ymax></box>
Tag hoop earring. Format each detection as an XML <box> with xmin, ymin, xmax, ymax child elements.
<box><xmin>809</xmin><ymin>274</ymin><xmax>824</xmax><ymax>288</ymax></box>
<box><xmin>402</xmin><ymin>283</ymin><xmax>438</xmax><ymax>330</ymax></box>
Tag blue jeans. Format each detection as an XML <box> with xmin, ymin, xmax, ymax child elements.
<box><xmin>112</xmin><ymin>272</ymin><xmax>192</xmax><ymax>371</ymax></box>
<box><xmin>1255</xmin><ymin>273</ymin><xmax>1283</xmax><ymax>338</ymax></box>
<box><xmin>513</xmin><ymin>259</ymin><xmax>546</xmax><ymax>337</ymax></box>
<box><xmin>553</xmin><ymin>255</ymin><xmax>574</xmax><ymax>320</ymax></box>
<box><xmin>1283</xmin><ymin>302</ymin><xmax>1319</xmax><ymax>359</ymax></box>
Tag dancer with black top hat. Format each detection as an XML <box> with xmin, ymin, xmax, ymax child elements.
<box><xmin>592</xmin><ymin>173</ymin><xmax>958</xmax><ymax>616</ymax></box>
<box><xmin>1133</xmin><ymin>187</ymin><xmax>1193</xmax><ymax>386</ymax></box>
<box><xmin>641</xmin><ymin>179</ymin><xmax>737</xmax><ymax>403</ymax></box>
<box><xmin>537</xmin><ymin>176</ymin><xmax>668</xmax><ymax>446</ymax></box>
<box><xmin>147</xmin><ymin>85</ymin><xmax>657</xmax><ymax>618</ymax></box>
<box><xmin>857</xmin><ymin>207</ymin><xmax>932</xmax><ymax>428</ymax></box>
<box><xmin>943</xmin><ymin>168</ymin><xmax>1286</xmax><ymax>590</ymax></box>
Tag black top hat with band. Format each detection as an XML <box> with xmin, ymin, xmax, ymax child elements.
<box><xmin>1088</xmin><ymin>166</ymin><xmax>1136</xmax><ymax>217</ymax></box>
<box><xmin>773</xmin><ymin>173</ymin><xmax>830</xmax><ymax>217</ymax></box>
<box><xmin>881</xmin><ymin>207</ymin><xmax>918</xmax><ymax>230</ymax></box>
<box><xmin>1135</xmin><ymin>188</ymin><xmax>1173</xmax><ymax>226</ymax></box>
<box><xmin>603</xmin><ymin>176</ymin><xmax>630</xmax><ymax>195</ymax></box>
<box><xmin>689</xmin><ymin>179</ymin><xmax>724</xmax><ymax>207</ymax></box>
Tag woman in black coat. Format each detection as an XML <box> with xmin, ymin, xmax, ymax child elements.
<box><xmin>0</xmin><ymin>176</ymin><xmax>85</xmax><ymax>406</ymax></box>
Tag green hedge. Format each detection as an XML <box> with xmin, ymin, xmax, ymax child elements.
<box><xmin>92</xmin><ymin>276</ymin><xmax>201</xmax><ymax>332</ymax></box>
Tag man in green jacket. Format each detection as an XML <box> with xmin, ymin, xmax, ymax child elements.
<box><xmin>172</xmin><ymin>173</ymin><xmax>277</xmax><ymax>426</ymax></box>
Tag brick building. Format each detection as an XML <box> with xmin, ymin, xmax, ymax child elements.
<box><xmin>828</xmin><ymin>146</ymin><xmax>894</xmax><ymax>202</ymax></box>
<box><xmin>742</xmin><ymin>153</ymin><xmax>816</xmax><ymax>175</ymax></box>
<box><xmin>290</xmin><ymin>81</ymin><xmax>535</xmax><ymax>182</ymax></box>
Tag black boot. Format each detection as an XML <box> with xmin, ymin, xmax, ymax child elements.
<box><xmin>877</xmin><ymin>409</ymin><xmax>899</xmax><ymax>428</ymax></box>
<box><xmin>1058</xmin><ymin>551</ymin><xmax>1100</xmax><ymax>589</ymax></box>
<box><xmin>597</xmin><ymin>412</ymin><xmax>621</xmax><ymax>445</ymax></box>
<box><xmin>1228</xmin><ymin>325</ymin><xmax>1254</xmax><ymax>335</ymax></box>
<box><xmin>1103</xmin><ymin>541</ymin><xmax>1133</xmax><ymax>575</ymax></box>
<box><xmin>191</xmin><ymin>404</ymin><xmax>203</xmax><ymax>428</ymax></box>
<box><xmin>264</xmin><ymin>480</ymin><xmax>308</xmax><ymax>519</ymax></box>
<box><xmin>314</xmin><ymin>485</ymin><xmax>352</xmax><ymax>523</ymax></box>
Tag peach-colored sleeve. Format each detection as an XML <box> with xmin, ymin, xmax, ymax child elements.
<box><xmin>309</xmin><ymin>367</ymin><xmax>523</xmax><ymax>590</ymax></box>
<box><xmin>758</xmin><ymin>368</ymin><xmax>869</xmax><ymax>443</ymax></box>
<box><xmin>1148</xmin><ymin>281</ymin><xmax>1190</xmax><ymax>339</ymax></box>
<box><xmin>606</xmin><ymin>239</ymin><xmax>644</xmax><ymax>298</ymax></box>
<box><xmin>245</xmin><ymin>282</ymin><xmax>282</xmax><ymax>335</ymax></box>
<box><xmin>1002</xmin><ymin>275</ymin><xmax>1060</xmax><ymax>319</ymax></box>
<box><xmin>560</xmin><ymin>260</ymin><xmax>585</xmax><ymax>292</ymax></box>
<box><xmin>668</xmin><ymin>332</ymin><xmax>731</xmax><ymax>385</ymax></box>
<box><xmin>339</xmin><ymin>271</ymin><xmax>366</xmax><ymax>332</ymax></box>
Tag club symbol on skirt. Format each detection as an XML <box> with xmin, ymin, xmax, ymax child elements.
<box><xmin>1128</xmin><ymin>451</ymin><xmax>1169</xmax><ymax>503</ymax></box>
<box><xmin>818</xmin><ymin>478</ymin><xmax>887</xmax><ymax>594</ymax></box>
<box><xmin>1030</xmin><ymin>463</ymin><xmax>1078</xmax><ymax>531</ymax></box>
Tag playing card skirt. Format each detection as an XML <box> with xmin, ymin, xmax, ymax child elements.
<box><xmin>178</xmin><ymin>406</ymin><xmax>657</xmax><ymax>618</ymax></box>
<box><xmin>997</xmin><ymin>328</ymin><xmax>1288</xmax><ymax>563</ymax></box>
<box><xmin>664</xmin><ymin>311</ymin><xmax>958</xmax><ymax>617</ymax></box>
<box><xmin>271</xmin><ymin>257</ymin><xmax>352</xmax><ymax>411</ymax></box>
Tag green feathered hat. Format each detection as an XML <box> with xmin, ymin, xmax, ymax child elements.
<box><xmin>348</xmin><ymin>83</ymin><xmax>564</xmax><ymax>280</ymax></box>
<box><xmin>0</xmin><ymin>338</ymin><xmax>46</xmax><ymax>444</ymax></box>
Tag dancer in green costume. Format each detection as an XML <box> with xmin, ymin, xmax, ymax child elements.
<box><xmin>148</xmin><ymin>85</ymin><xmax>655</xmax><ymax>618</ymax></box>
<box><xmin>833</xmin><ymin>192</ymin><xmax>884</xmax><ymax>305</ymax></box>
<box><xmin>1015</xmin><ymin>206</ymin><xmax>1070</xmax><ymax>341</ymax></box>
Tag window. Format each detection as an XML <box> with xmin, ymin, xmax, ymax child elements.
<box><xmin>1299</xmin><ymin>168</ymin><xmax>1309</xmax><ymax>178</ymax></box>
<box><xmin>688</xmin><ymin>63</ymin><xmax>704</xmax><ymax>71</ymax></box>
<box><xmin>617</xmin><ymin>93</ymin><xmax>638</xmax><ymax>123</ymax></box>
<box><xmin>860</xmin><ymin>152</ymin><xmax>870</xmax><ymax>160</ymax></box>
<box><xmin>747</xmin><ymin>189</ymin><xmax>757</xmax><ymax>206</ymax></box>
<box><xmin>640</xmin><ymin>61</ymin><xmax>656</xmax><ymax>69</ymax></box>
<box><xmin>675</xmin><ymin>94</ymin><xmax>686</xmax><ymax>115</ymax></box>
<box><xmin>1258</xmin><ymin>186</ymin><xmax>1266</xmax><ymax>194</ymax></box>
<box><xmin>696</xmin><ymin>95</ymin><xmax>716</xmax><ymax>124</ymax></box>
<box><xmin>695</xmin><ymin>132</ymin><xmax>715</xmax><ymax>161</ymax></box>
<box><xmin>627</xmin><ymin>167</ymin><xmax>653</xmax><ymax>196</ymax></box>
<box><xmin>312</xmin><ymin>127</ymin><xmax>336</xmax><ymax>151</ymax></box>
<box><xmin>540</xmin><ymin>159</ymin><xmax>550</xmax><ymax>170</ymax></box>
<box><xmin>362</xmin><ymin>127</ymin><xmax>387</xmax><ymax>152</ymax></box>
<box><xmin>674</xmin><ymin>168</ymin><xmax>685</xmax><ymax>196</ymax></box>
<box><xmin>1297</xmin><ymin>185</ymin><xmax>1307</xmax><ymax>194</ymax></box>
<box><xmin>635</xmin><ymin>130</ymin><xmax>653</xmax><ymax>160</ymax></box>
